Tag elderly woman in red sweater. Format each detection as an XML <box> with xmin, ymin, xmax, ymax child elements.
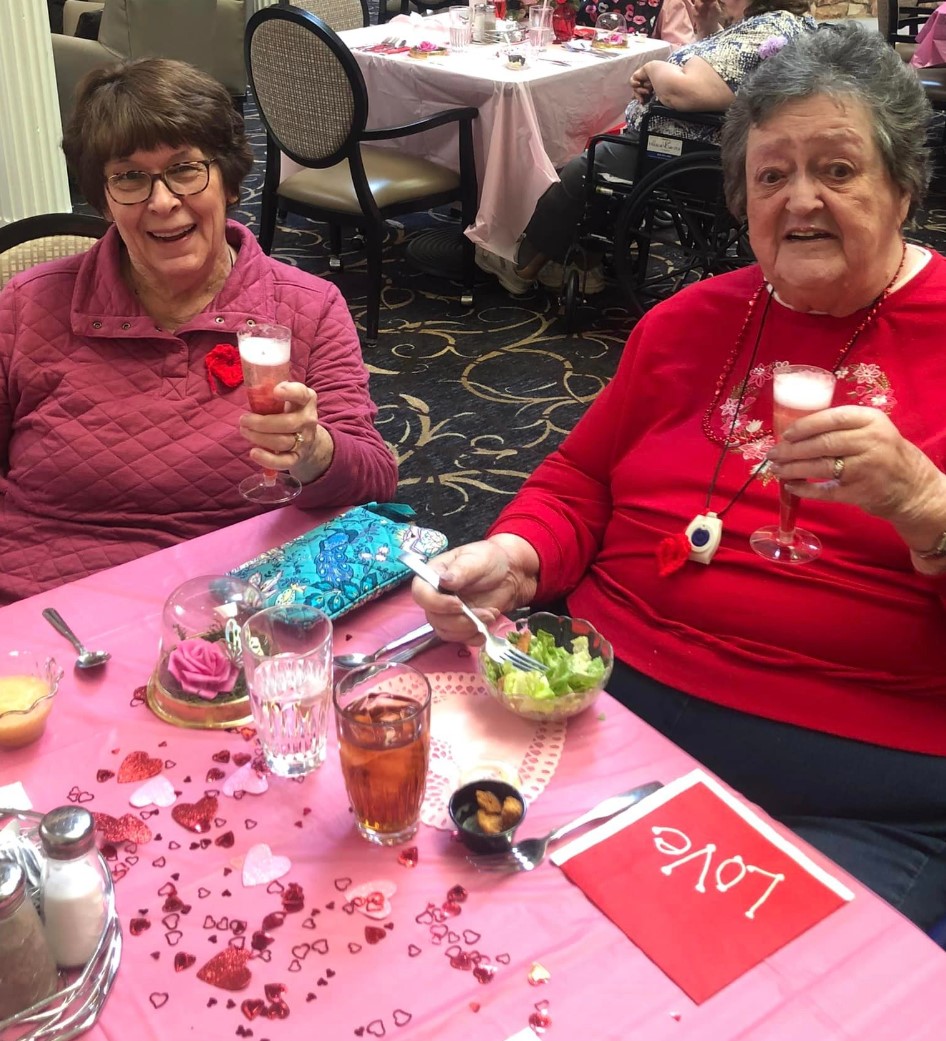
<box><xmin>413</xmin><ymin>25</ymin><xmax>946</xmax><ymax>933</ymax></box>
<box><xmin>0</xmin><ymin>59</ymin><xmax>396</xmax><ymax>604</ymax></box>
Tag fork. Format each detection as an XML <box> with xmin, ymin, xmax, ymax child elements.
<box><xmin>398</xmin><ymin>550</ymin><xmax>548</xmax><ymax>674</ymax></box>
<box><xmin>467</xmin><ymin>781</ymin><xmax>663</xmax><ymax>872</ymax></box>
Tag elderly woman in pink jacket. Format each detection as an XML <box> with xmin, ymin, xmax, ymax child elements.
<box><xmin>0</xmin><ymin>59</ymin><xmax>397</xmax><ymax>604</ymax></box>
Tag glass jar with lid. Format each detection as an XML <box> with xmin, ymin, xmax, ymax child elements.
<box><xmin>146</xmin><ymin>575</ymin><xmax>263</xmax><ymax>729</ymax></box>
<box><xmin>0</xmin><ymin>858</ymin><xmax>59</xmax><ymax>1018</ymax></box>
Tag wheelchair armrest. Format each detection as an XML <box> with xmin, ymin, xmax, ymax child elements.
<box><xmin>361</xmin><ymin>106</ymin><xmax>479</xmax><ymax>142</ymax></box>
<box><xmin>644</xmin><ymin>103</ymin><xmax>726</xmax><ymax>130</ymax></box>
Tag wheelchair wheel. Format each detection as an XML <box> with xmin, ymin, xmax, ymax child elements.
<box><xmin>612</xmin><ymin>152</ymin><xmax>753</xmax><ymax>317</ymax></box>
<box><xmin>562</xmin><ymin>268</ymin><xmax>581</xmax><ymax>334</ymax></box>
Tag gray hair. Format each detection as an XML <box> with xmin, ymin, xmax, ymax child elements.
<box><xmin>721</xmin><ymin>24</ymin><xmax>932</xmax><ymax>221</ymax></box>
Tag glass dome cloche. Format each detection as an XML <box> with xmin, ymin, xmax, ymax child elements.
<box><xmin>146</xmin><ymin>575</ymin><xmax>263</xmax><ymax>729</ymax></box>
<box><xmin>593</xmin><ymin>10</ymin><xmax>627</xmax><ymax>48</ymax></box>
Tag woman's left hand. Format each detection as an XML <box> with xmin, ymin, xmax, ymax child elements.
<box><xmin>766</xmin><ymin>405</ymin><xmax>943</xmax><ymax>524</ymax></box>
<box><xmin>239</xmin><ymin>381</ymin><xmax>335</xmax><ymax>485</ymax></box>
<box><xmin>630</xmin><ymin>63</ymin><xmax>656</xmax><ymax>104</ymax></box>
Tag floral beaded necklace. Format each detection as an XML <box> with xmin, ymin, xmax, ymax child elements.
<box><xmin>656</xmin><ymin>243</ymin><xmax>909</xmax><ymax>577</ymax></box>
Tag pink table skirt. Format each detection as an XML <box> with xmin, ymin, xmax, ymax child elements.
<box><xmin>2</xmin><ymin>505</ymin><xmax>945</xmax><ymax>1040</ymax></box>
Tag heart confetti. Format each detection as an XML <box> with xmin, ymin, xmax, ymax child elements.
<box><xmin>196</xmin><ymin>948</ymin><xmax>252</xmax><ymax>991</ymax></box>
<box><xmin>397</xmin><ymin>847</ymin><xmax>418</xmax><ymax>868</ymax></box>
<box><xmin>129</xmin><ymin>775</ymin><xmax>177</xmax><ymax>809</ymax></box>
<box><xmin>93</xmin><ymin>812</ymin><xmax>152</xmax><ymax>845</ymax></box>
<box><xmin>171</xmin><ymin>795</ymin><xmax>218</xmax><ymax>833</ymax></box>
<box><xmin>174</xmin><ymin>953</ymin><xmax>196</xmax><ymax>972</ymax></box>
<box><xmin>345</xmin><ymin>879</ymin><xmax>397</xmax><ymax>920</ymax></box>
<box><xmin>149</xmin><ymin>993</ymin><xmax>169</xmax><ymax>1009</ymax></box>
<box><xmin>222</xmin><ymin>763</ymin><xmax>269</xmax><ymax>798</ymax></box>
<box><xmin>96</xmin><ymin>769</ymin><xmax>115</xmax><ymax>783</ymax></box>
<box><xmin>118</xmin><ymin>751</ymin><xmax>163</xmax><ymax>784</ymax></box>
<box><xmin>242</xmin><ymin>844</ymin><xmax>291</xmax><ymax>887</ymax></box>
<box><xmin>392</xmin><ymin>1011</ymin><xmax>412</xmax><ymax>1027</ymax></box>
<box><xmin>364</xmin><ymin>926</ymin><xmax>386</xmax><ymax>945</ymax></box>
<box><xmin>528</xmin><ymin>962</ymin><xmax>551</xmax><ymax>986</ymax></box>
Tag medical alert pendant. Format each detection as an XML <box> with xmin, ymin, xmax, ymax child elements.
<box><xmin>685</xmin><ymin>512</ymin><xmax>723</xmax><ymax>565</ymax></box>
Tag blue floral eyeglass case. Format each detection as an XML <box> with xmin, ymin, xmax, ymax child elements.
<box><xmin>228</xmin><ymin>502</ymin><xmax>448</xmax><ymax>620</ymax></box>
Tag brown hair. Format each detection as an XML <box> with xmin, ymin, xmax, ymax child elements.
<box><xmin>62</xmin><ymin>58</ymin><xmax>254</xmax><ymax>214</ymax></box>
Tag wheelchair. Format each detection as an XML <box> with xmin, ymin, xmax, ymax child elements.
<box><xmin>557</xmin><ymin>103</ymin><xmax>754</xmax><ymax>330</ymax></box>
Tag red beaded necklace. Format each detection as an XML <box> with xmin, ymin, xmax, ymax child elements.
<box><xmin>656</xmin><ymin>244</ymin><xmax>909</xmax><ymax>577</ymax></box>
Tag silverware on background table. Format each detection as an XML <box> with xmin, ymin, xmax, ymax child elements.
<box><xmin>333</xmin><ymin>623</ymin><xmax>441</xmax><ymax>670</ymax></box>
<box><xmin>468</xmin><ymin>780</ymin><xmax>664</xmax><ymax>872</ymax></box>
<box><xmin>41</xmin><ymin>608</ymin><xmax>111</xmax><ymax>669</ymax></box>
<box><xmin>398</xmin><ymin>550</ymin><xmax>548</xmax><ymax>674</ymax></box>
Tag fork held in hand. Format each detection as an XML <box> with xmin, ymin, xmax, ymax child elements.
<box><xmin>398</xmin><ymin>550</ymin><xmax>547</xmax><ymax>674</ymax></box>
<box><xmin>468</xmin><ymin>781</ymin><xmax>664</xmax><ymax>872</ymax></box>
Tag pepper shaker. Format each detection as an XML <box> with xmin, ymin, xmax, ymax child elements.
<box><xmin>39</xmin><ymin>807</ymin><xmax>108</xmax><ymax>969</ymax></box>
<box><xmin>0</xmin><ymin>859</ymin><xmax>59</xmax><ymax>1019</ymax></box>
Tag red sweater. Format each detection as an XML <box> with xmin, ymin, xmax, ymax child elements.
<box><xmin>492</xmin><ymin>258</ymin><xmax>946</xmax><ymax>755</ymax></box>
<box><xmin>0</xmin><ymin>222</ymin><xmax>397</xmax><ymax>603</ymax></box>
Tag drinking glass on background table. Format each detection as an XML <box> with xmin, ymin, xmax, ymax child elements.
<box><xmin>750</xmin><ymin>364</ymin><xmax>837</xmax><ymax>564</ymax></box>
<box><xmin>334</xmin><ymin>662</ymin><xmax>431</xmax><ymax>846</ymax></box>
<box><xmin>241</xmin><ymin>605</ymin><xmax>333</xmax><ymax>777</ymax></box>
<box><xmin>237</xmin><ymin>321</ymin><xmax>302</xmax><ymax>505</ymax></box>
<box><xmin>528</xmin><ymin>4</ymin><xmax>553</xmax><ymax>51</ymax></box>
<box><xmin>449</xmin><ymin>5</ymin><xmax>472</xmax><ymax>50</ymax></box>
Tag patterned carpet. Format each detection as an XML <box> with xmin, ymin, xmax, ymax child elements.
<box><xmin>78</xmin><ymin>92</ymin><xmax>946</xmax><ymax>551</ymax></box>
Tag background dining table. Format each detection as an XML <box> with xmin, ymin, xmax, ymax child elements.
<box><xmin>2</xmin><ymin>504</ymin><xmax>946</xmax><ymax>1041</ymax></box>
<box><xmin>286</xmin><ymin>19</ymin><xmax>671</xmax><ymax>263</ymax></box>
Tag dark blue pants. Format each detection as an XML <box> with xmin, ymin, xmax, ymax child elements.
<box><xmin>608</xmin><ymin>659</ymin><xmax>946</xmax><ymax>933</ymax></box>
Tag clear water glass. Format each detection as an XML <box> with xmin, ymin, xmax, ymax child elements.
<box><xmin>449</xmin><ymin>6</ymin><xmax>472</xmax><ymax>50</ymax></box>
<box><xmin>528</xmin><ymin>4</ymin><xmax>553</xmax><ymax>51</ymax></box>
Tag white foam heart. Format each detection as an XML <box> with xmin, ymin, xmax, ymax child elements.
<box><xmin>222</xmin><ymin>763</ymin><xmax>269</xmax><ymax>797</ymax></box>
<box><xmin>242</xmin><ymin>843</ymin><xmax>291</xmax><ymax>887</ymax></box>
<box><xmin>346</xmin><ymin>878</ymin><xmax>397</xmax><ymax>919</ymax></box>
<box><xmin>128</xmin><ymin>775</ymin><xmax>177</xmax><ymax>808</ymax></box>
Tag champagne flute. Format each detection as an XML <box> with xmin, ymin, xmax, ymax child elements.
<box><xmin>237</xmin><ymin>322</ymin><xmax>302</xmax><ymax>505</ymax></box>
<box><xmin>750</xmin><ymin>364</ymin><xmax>837</xmax><ymax>564</ymax></box>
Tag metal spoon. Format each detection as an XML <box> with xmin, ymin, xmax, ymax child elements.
<box><xmin>41</xmin><ymin>608</ymin><xmax>111</xmax><ymax>669</ymax></box>
<box><xmin>333</xmin><ymin>622</ymin><xmax>439</xmax><ymax>670</ymax></box>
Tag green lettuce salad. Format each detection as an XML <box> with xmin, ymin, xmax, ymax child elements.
<box><xmin>484</xmin><ymin>628</ymin><xmax>606</xmax><ymax>706</ymax></box>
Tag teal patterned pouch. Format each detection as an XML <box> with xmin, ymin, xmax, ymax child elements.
<box><xmin>228</xmin><ymin>502</ymin><xmax>448</xmax><ymax>619</ymax></box>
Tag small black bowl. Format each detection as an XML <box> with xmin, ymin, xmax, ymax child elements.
<box><xmin>448</xmin><ymin>779</ymin><xmax>527</xmax><ymax>855</ymax></box>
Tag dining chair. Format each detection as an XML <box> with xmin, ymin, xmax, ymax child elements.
<box><xmin>245</xmin><ymin>4</ymin><xmax>478</xmax><ymax>347</ymax></box>
<box><xmin>876</xmin><ymin>0</ymin><xmax>936</xmax><ymax>62</ymax></box>
<box><xmin>0</xmin><ymin>212</ymin><xmax>110</xmax><ymax>290</ymax></box>
<box><xmin>378</xmin><ymin>0</ymin><xmax>455</xmax><ymax>24</ymax></box>
<box><xmin>277</xmin><ymin>0</ymin><xmax>368</xmax><ymax>31</ymax></box>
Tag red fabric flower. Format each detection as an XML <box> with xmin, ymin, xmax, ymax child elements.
<box><xmin>656</xmin><ymin>532</ymin><xmax>691</xmax><ymax>577</ymax></box>
<box><xmin>205</xmin><ymin>343</ymin><xmax>244</xmax><ymax>394</ymax></box>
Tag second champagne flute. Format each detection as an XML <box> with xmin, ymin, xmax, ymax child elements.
<box><xmin>750</xmin><ymin>364</ymin><xmax>837</xmax><ymax>564</ymax></box>
<box><xmin>237</xmin><ymin>322</ymin><xmax>302</xmax><ymax>505</ymax></box>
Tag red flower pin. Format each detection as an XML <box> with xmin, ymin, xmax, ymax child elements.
<box><xmin>656</xmin><ymin>532</ymin><xmax>691</xmax><ymax>577</ymax></box>
<box><xmin>205</xmin><ymin>343</ymin><xmax>243</xmax><ymax>394</ymax></box>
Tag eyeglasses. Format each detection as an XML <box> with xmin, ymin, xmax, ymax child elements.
<box><xmin>104</xmin><ymin>159</ymin><xmax>216</xmax><ymax>205</ymax></box>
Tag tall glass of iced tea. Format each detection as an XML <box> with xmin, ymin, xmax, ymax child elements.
<box><xmin>334</xmin><ymin>663</ymin><xmax>431</xmax><ymax>846</ymax></box>
<box><xmin>237</xmin><ymin>322</ymin><xmax>302</xmax><ymax>505</ymax></box>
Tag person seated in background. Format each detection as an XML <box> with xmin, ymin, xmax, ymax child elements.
<box><xmin>475</xmin><ymin>0</ymin><xmax>814</xmax><ymax>296</ymax></box>
<box><xmin>0</xmin><ymin>59</ymin><xmax>397</xmax><ymax>605</ymax></box>
<box><xmin>414</xmin><ymin>24</ymin><xmax>946</xmax><ymax>932</ymax></box>
<box><xmin>579</xmin><ymin>0</ymin><xmax>698</xmax><ymax>46</ymax></box>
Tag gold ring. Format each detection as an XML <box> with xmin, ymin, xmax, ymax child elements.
<box><xmin>292</xmin><ymin>431</ymin><xmax>304</xmax><ymax>452</ymax></box>
<box><xmin>832</xmin><ymin>457</ymin><xmax>845</xmax><ymax>482</ymax></box>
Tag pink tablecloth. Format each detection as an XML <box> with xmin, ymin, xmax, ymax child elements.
<box><xmin>910</xmin><ymin>3</ymin><xmax>946</xmax><ymax>68</ymax></box>
<box><xmin>288</xmin><ymin>22</ymin><xmax>669</xmax><ymax>262</ymax></box>
<box><xmin>2</xmin><ymin>505</ymin><xmax>946</xmax><ymax>1040</ymax></box>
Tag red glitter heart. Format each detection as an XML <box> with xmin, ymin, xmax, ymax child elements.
<box><xmin>446</xmin><ymin>885</ymin><xmax>467</xmax><ymax>903</ymax></box>
<box><xmin>171</xmin><ymin>795</ymin><xmax>218</xmax><ymax>833</ymax></box>
<box><xmin>94</xmin><ymin>812</ymin><xmax>152</xmax><ymax>845</ymax></box>
<box><xmin>174</xmin><ymin>953</ymin><xmax>196</xmax><ymax>972</ymax></box>
<box><xmin>233</xmin><ymin>752</ymin><xmax>252</xmax><ymax>767</ymax></box>
<box><xmin>196</xmin><ymin>948</ymin><xmax>252</xmax><ymax>991</ymax></box>
<box><xmin>364</xmin><ymin>926</ymin><xmax>386</xmax><ymax>945</ymax></box>
<box><xmin>262</xmin><ymin>912</ymin><xmax>285</xmax><ymax>930</ymax></box>
<box><xmin>265</xmin><ymin>983</ymin><xmax>286</xmax><ymax>1001</ymax></box>
<box><xmin>118</xmin><ymin>751</ymin><xmax>163</xmax><ymax>784</ymax></box>
<box><xmin>264</xmin><ymin>1000</ymin><xmax>289</xmax><ymax>1020</ymax></box>
<box><xmin>96</xmin><ymin>769</ymin><xmax>115</xmax><ymax>783</ymax></box>
<box><xmin>130</xmin><ymin>917</ymin><xmax>151</xmax><ymax>935</ymax></box>
<box><xmin>212</xmin><ymin>750</ymin><xmax>231</xmax><ymax>763</ymax></box>
<box><xmin>473</xmin><ymin>964</ymin><xmax>496</xmax><ymax>984</ymax></box>
<box><xmin>251</xmin><ymin>932</ymin><xmax>274</xmax><ymax>951</ymax></box>
<box><xmin>240</xmin><ymin>998</ymin><xmax>265</xmax><ymax>1021</ymax></box>
<box><xmin>215</xmin><ymin>831</ymin><xmax>235</xmax><ymax>849</ymax></box>
<box><xmin>450</xmin><ymin>952</ymin><xmax>474</xmax><ymax>971</ymax></box>
<box><xmin>397</xmin><ymin>847</ymin><xmax>418</xmax><ymax>868</ymax></box>
<box><xmin>443</xmin><ymin>901</ymin><xmax>461</xmax><ymax>917</ymax></box>
<box><xmin>206</xmin><ymin>768</ymin><xmax>226</xmax><ymax>782</ymax></box>
<box><xmin>529</xmin><ymin>1009</ymin><xmax>552</xmax><ymax>1031</ymax></box>
<box><xmin>282</xmin><ymin>883</ymin><xmax>305</xmax><ymax>913</ymax></box>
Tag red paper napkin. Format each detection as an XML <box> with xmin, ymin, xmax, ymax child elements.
<box><xmin>551</xmin><ymin>769</ymin><xmax>854</xmax><ymax>1003</ymax></box>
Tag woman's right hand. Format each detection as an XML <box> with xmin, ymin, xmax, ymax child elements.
<box><xmin>630</xmin><ymin>63</ymin><xmax>656</xmax><ymax>104</ymax></box>
<box><xmin>409</xmin><ymin>535</ymin><xmax>541</xmax><ymax>646</ymax></box>
<box><xmin>682</xmin><ymin>0</ymin><xmax>723</xmax><ymax>38</ymax></box>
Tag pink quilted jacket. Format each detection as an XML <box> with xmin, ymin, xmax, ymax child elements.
<box><xmin>0</xmin><ymin>221</ymin><xmax>397</xmax><ymax>604</ymax></box>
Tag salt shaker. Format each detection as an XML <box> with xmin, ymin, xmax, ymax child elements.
<box><xmin>0</xmin><ymin>858</ymin><xmax>59</xmax><ymax>1019</ymax></box>
<box><xmin>39</xmin><ymin>807</ymin><xmax>107</xmax><ymax>969</ymax></box>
